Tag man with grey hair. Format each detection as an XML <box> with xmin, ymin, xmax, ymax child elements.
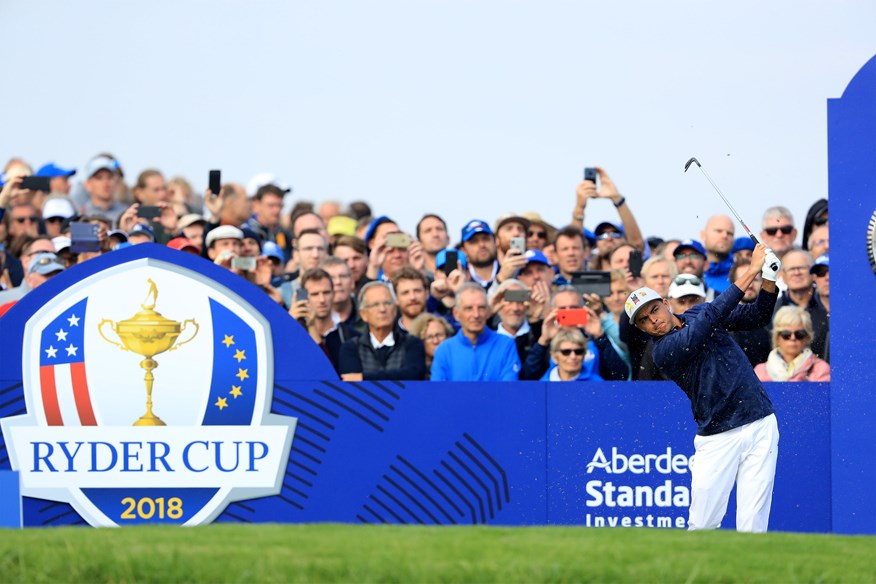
<box><xmin>759</xmin><ymin>206</ymin><xmax>797</xmax><ymax>259</ymax></box>
<box><xmin>431</xmin><ymin>282</ymin><xmax>521</xmax><ymax>381</ymax></box>
<box><xmin>338</xmin><ymin>281</ymin><xmax>426</xmax><ymax>381</ymax></box>
<box><xmin>489</xmin><ymin>278</ymin><xmax>548</xmax><ymax>368</ymax></box>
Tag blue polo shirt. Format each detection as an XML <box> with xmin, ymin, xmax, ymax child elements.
<box><xmin>430</xmin><ymin>326</ymin><xmax>521</xmax><ymax>381</ymax></box>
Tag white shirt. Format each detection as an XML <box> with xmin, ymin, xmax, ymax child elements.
<box><xmin>370</xmin><ymin>330</ymin><xmax>396</xmax><ymax>349</ymax></box>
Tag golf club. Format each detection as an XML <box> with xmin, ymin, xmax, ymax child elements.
<box><xmin>684</xmin><ymin>157</ymin><xmax>778</xmax><ymax>271</ymax></box>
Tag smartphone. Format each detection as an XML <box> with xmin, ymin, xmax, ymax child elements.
<box><xmin>208</xmin><ymin>170</ymin><xmax>221</xmax><ymax>198</ymax></box>
<box><xmin>557</xmin><ymin>308</ymin><xmax>589</xmax><ymax>327</ymax></box>
<box><xmin>628</xmin><ymin>250</ymin><xmax>644</xmax><ymax>279</ymax></box>
<box><xmin>280</xmin><ymin>272</ymin><xmax>297</xmax><ymax>282</ymax></box>
<box><xmin>137</xmin><ymin>205</ymin><xmax>162</xmax><ymax>220</ymax></box>
<box><xmin>570</xmin><ymin>271</ymin><xmax>613</xmax><ymax>297</ymax></box>
<box><xmin>510</xmin><ymin>237</ymin><xmax>526</xmax><ymax>253</ymax></box>
<box><xmin>504</xmin><ymin>289</ymin><xmax>531</xmax><ymax>303</ymax></box>
<box><xmin>20</xmin><ymin>176</ymin><xmax>52</xmax><ymax>192</ymax></box>
<box><xmin>385</xmin><ymin>232</ymin><xmax>411</xmax><ymax>248</ymax></box>
<box><xmin>295</xmin><ymin>287</ymin><xmax>308</xmax><ymax>302</ymax></box>
<box><xmin>442</xmin><ymin>250</ymin><xmax>458</xmax><ymax>277</ymax></box>
<box><xmin>232</xmin><ymin>256</ymin><xmax>257</xmax><ymax>271</ymax></box>
<box><xmin>584</xmin><ymin>167</ymin><xmax>597</xmax><ymax>183</ymax></box>
<box><xmin>70</xmin><ymin>222</ymin><xmax>101</xmax><ymax>253</ymax></box>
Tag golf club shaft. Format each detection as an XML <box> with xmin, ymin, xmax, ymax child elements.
<box><xmin>684</xmin><ymin>157</ymin><xmax>778</xmax><ymax>271</ymax></box>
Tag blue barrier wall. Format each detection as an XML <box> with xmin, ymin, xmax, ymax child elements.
<box><xmin>828</xmin><ymin>53</ymin><xmax>876</xmax><ymax>534</ymax></box>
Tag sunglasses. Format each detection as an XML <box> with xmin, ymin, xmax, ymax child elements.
<box><xmin>673</xmin><ymin>275</ymin><xmax>702</xmax><ymax>286</ymax></box>
<box><xmin>813</xmin><ymin>216</ymin><xmax>828</xmax><ymax>227</ymax></box>
<box><xmin>764</xmin><ymin>225</ymin><xmax>794</xmax><ymax>236</ymax></box>
<box><xmin>778</xmin><ymin>330</ymin><xmax>809</xmax><ymax>341</ymax></box>
<box><xmin>597</xmin><ymin>232</ymin><xmax>623</xmax><ymax>240</ymax></box>
<box><xmin>812</xmin><ymin>267</ymin><xmax>829</xmax><ymax>277</ymax></box>
<box><xmin>528</xmin><ymin>230</ymin><xmax>547</xmax><ymax>239</ymax></box>
<box><xmin>674</xmin><ymin>252</ymin><xmax>704</xmax><ymax>261</ymax></box>
<box><xmin>14</xmin><ymin>216</ymin><xmax>39</xmax><ymax>223</ymax></box>
<box><xmin>557</xmin><ymin>348</ymin><xmax>585</xmax><ymax>356</ymax></box>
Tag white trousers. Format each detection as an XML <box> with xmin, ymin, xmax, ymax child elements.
<box><xmin>688</xmin><ymin>414</ymin><xmax>779</xmax><ymax>533</ymax></box>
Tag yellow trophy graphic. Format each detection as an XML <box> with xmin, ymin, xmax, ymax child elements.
<box><xmin>98</xmin><ymin>279</ymin><xmax>199</xmax><ymax>426</ymax></box>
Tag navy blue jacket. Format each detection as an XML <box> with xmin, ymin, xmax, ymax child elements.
<box><xmin>651</xmin><ymin>285</ymin><xmax>778</xmax><ymax>436</ymax></box>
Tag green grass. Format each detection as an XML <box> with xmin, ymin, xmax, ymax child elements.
<box><xmin>1</xmin><ymin>524</ymin><xmax>874</xmax><ymax>583</ymax></box>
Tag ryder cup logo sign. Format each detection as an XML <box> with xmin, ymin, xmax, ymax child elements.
<box><xmin>0</xmin><ymin>259</ymin><xmax>295</xmax><ymax>527</ymax></box>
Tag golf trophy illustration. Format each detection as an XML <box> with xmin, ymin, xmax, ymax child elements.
<box><xmin>99</xmin><ymin>278</ymin><xmax>199</xmax><ymax>426</ymax></box>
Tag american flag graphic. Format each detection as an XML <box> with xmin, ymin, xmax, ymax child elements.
<box><xmin>38</xmin><ymin>298</ymin><xmax>96</xmax><ymax>426</ymax></box>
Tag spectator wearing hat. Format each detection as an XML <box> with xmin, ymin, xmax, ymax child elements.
<box><xmin>0</xmin><ymin>236</ymin><xmax>56</xmax><ymax>300</ymax></box>
<box><xmin>668</xmin><ymin>273</ymin><xmax>707</xmax><ymax>315</ymax></box>
<box><xmin>415</xmin><ymin>214</ymin><xmax>450</xmax><ymax>277</ymax></box>
<box><xmin>672</xmin><ymin>238</ymin><xmax>712</xmax><ymax>295</ymax></box>
<box><xmin>521</xmin><ymin>212</ymin><xmax>556</xmax><ymax>252</ymax></box>
<box><xmin>551</xmin><ymin>226</ymin><xmax>589</xmax><ymax>287</ymax></box>
<box><xmin>727</xmin><ymin>257</ymin><xmax>772</xmax><ymax>367</ymax></box>
<box><xmin>205</xmin><ymin>224</ymin><xmax>244</xmax><ymax>267</ymax></box>
<box><xmin>167</xmin><ymin>237</ymin><xmax>200</xmax><ymax>255</ymax></box>
<box><xmin>363</xmin><ymin>215</ymin><xmax>398</xmax><ymax>252</ymax></box>
<box><xmin>801</xmin><ymin>199</ymin><xmax>828</xmax><ymax>254</ymax></box>
<box><xmin>773</xmin><ymin>249</ymin><xmax>828</xmax><ymax>361</ymax></box>
<box><xmin>0</xmin><ymin>251</ymin><xmax>65</xmax><ymax>314</ymax></box>
<box><xmin>239</xmin><ymin>227</ymin><xmax>263</xmax><ymax>258</ymax></box>
<box><xmin>517</xmin><ymin>250</ymin><xmax>555</xmax><ymax>290</ymax></box>
<box><xmin>262</xmin><ymin>241</ymin><xmax>286</xmax><ymax>284</ymax></box>
<box><xmin>431</xmin><ymin>283</ymin><xmax>519</xmax><ymax>381</ymax></box>
<box><xmin>755</xmin><ymin>306</ymin><xmax>830</xmax><ymax>382</ymax></box>
<box><xmin>177</xmin><ymin>214</ymin><xmax>207</xmax><ymax>249</ymax></box>
<box><xmin>494</xmin><ymin>213</ymin><xmax>530</xmax><ymax>263</ymax></box>
<box><xmin>51</xmin><ymin>236</ymin><xmax>76</xmax><ymax>268</ymax></box>
<box><xmin>81</xmin><ymin>156</ymin><xmax>127</xmax><ymax>224</ymax></box>
<box><xmin>339</xmin><ymin>281</ymin><xmax>426</xmax><ymax>381</ymax></box>
<box><xmin>326</xmin><ymin>215</ymin><xmax>358</xmax><ymax>248</ymax></box>
<box><xmin>243</xmin><ymin>184</ymin><xmax>292</xmax><ymax>258</ymax></box>
<box><xmin>810</xmin><ymin>254</ymin><xmax>830</xmax><ymax>362</ymax></box>
<box><xmin>700</xmin><ymin>215</ymin><xmax>736</xmax><ymax>295</ymax></box>
<box><xmin>732</xmin><ymin>236</ymin><xmax>756</xmax><ymax>262</ymax></box>
<box><xmin>127</xmin><ymin>223</ymin><xmax>156</xmax><ymax>244</ymax></box>
<box><xmin>35</xmin><ymin>162</ymin><xmax>76</xmax><ymax>195</ymax></box>
<box><xmin>42</xmin><ymin>196</ymin><xmax>76</xmax><ymax>238</ymax></box>
<box><xmin>364</xmin><ymin>220</ymin><xmax>426</xmax><ymax>284</ymax></box>
<box><xmin>571</xmin><ymin>167</ymin><xmax>646</xmax><ymax>270</ymax></box>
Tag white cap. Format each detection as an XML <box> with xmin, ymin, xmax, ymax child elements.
<box><xmin>205</xmin><ymin>225</ymin><xmax>244</xmax><ymax>248</ymax></box>
<box><xmin>52</xmin><ymin>236</ymin><xmax>72</xmax><ymax>253</ymax></box>
<box><xmin>42</xmin><ymin>197</ymin><xmax>76</xmax><ymax>220</ymax></box>
<box><xmin>246</xmin><ymin>172</ymin><xmax>292</xmax><ymax>198</ymax></box>
<box><xmin>625</xmin><ymin>286</ymin><xmax>662</xmax><ymax>324</ymax></box>
<box><xmin>668</xmin><ymin>274</ymin><xmax>706</xmax><ymax>299</ymax></box>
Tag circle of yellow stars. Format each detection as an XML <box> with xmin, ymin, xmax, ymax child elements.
<box><xmin>215</xmin><ymin>334</ymin><xmax>248</xmax><ymax>410</ymax></box>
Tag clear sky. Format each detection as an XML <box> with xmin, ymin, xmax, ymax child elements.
<box><xmin>4</xmin><ymin>0</ymin><xmax>875</xmax><ymax>245</ymax></box>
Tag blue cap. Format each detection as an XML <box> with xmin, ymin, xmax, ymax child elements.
<box><xmin>523</xmin><ymin>249</ymin><xmax>551</xmax><ymax>267</ymax></box>
<box><xmin>35</xmin><ymin>162</ymin><xmax>76</xmax><ymax>178</ymax></box>
<box><xmin>129</xmin><ymin>223</ymin><xmax>155</xmax><ymax>239</ymax></box>
<box><xmin>28</xmin><ymin>253</ymin><xmax>65</xmax><ymax>276</ymax></box>
<box><xmin>113</xmin><ymin>242</ymin><xmax>134</xmax><ymax>251</ymax></box>
<box><xmin>461</xmin><ymin>219</ymin><xmax>493</xmax><ymax>242</ymax></box>
<box><xmin>810</xmin><ymin>254</ymin><xmax>829</xmax><ymax>273</ymax></box>
<box><xmin>364</xmin><ymin>215</ymin><xmax>395</xmax><ymax>243</ymax></box>
<box><xmin>240</xmin><ymin>227</ymin><xmax>263</xmax><ymax>248</ymax></box>
<box><xmin>583</xmin><ymin>229</ymin><xmax>596</xmax><ymax>246</ymax></box>
<box><xmin>675</xmin><ymin>238</ymin><xmax>706</xmax><ymax>257</ymax></box>
<box><xmin>732</xmin><ymin>236</ymin><xmax>756</xmax><ymax>253</ymax></box>
<box><xmin>262</xmin><ymin>241</ymin><xmax>285</xmax><ymax>263</ymax></box>
<box><xmin>594</xmin><ymin>222</ymin><xmax>624</xmax><ymax>236</ymax></box>
<box><xmin>435</xmin><ymin>249</ymin><xmax>468</xmax><ymax>271</ymax></box>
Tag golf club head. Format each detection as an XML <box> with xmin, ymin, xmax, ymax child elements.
<box><xmin>684</xmin><ymin>157</ymin><xmax>701</xmax><ymax>172</ymax></box>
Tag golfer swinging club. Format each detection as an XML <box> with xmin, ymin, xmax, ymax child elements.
<box><xmin>626</xmin><ymin>243</ymin><xmax>781</xmax><ymax>532</ymax></box>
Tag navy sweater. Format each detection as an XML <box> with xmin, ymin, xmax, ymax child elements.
<box><xmin>652</xmin><ymin>284</ymin><xmax>778</xmax><ymax>436</ymax></box>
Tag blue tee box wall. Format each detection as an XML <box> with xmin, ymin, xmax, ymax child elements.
<box><xmin>0</xmin><ymin>471</ymin><xmax>21</xmax><ymax>528</ymax></box>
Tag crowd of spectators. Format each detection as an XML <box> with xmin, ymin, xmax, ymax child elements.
<box><xmin>0</xmin><ymin>154</ymin><xmax>831</xmax><ymax>382</ymax></box>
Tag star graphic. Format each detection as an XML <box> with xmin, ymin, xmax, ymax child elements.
<box><xmin>233</xmin><ymin>349</ymin><xmax>246</xmax><ymax>363</ymax></box>
<box><xmin>236</xmin><ymin>368</ymin><xmax>249</xmax><ymax>381</ymax></box>
<box><xmin>230</xmin><ymin>385</ymin><xmax>243</xmax><ymax>398</ymax></box>
<box><xmin>67</xmin><ymin>314</ymin><xmax>80</xmax><ymax>327</ymax></box>
<box><xmin>45</xmin><ymin>346</ymin><xmax>58</xmax><ymax>359</ymax></box>
<box><xmin>222</xmin><ymin>335</ymin><xmax>235</xmax><ymax>348</ymax></box>
<box><xmin>66</xmin><ymin>344</ymin><xmax>78</xmax><ymax>357</ymax></box>
<box><xmin>215</xmin><ymin>397</ymin><xmax>228</xmax><ymax>410</ymax></box>
<box><xmin>55</xmin><ymin>329</ymin><xmax>68</xmax><ymax>342</ymax></box>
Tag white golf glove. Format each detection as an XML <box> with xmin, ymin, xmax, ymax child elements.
<box><xmin>762</xmin><ymin>249</ymin><xmax>781</xmax><ymax>281</ymax></box>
